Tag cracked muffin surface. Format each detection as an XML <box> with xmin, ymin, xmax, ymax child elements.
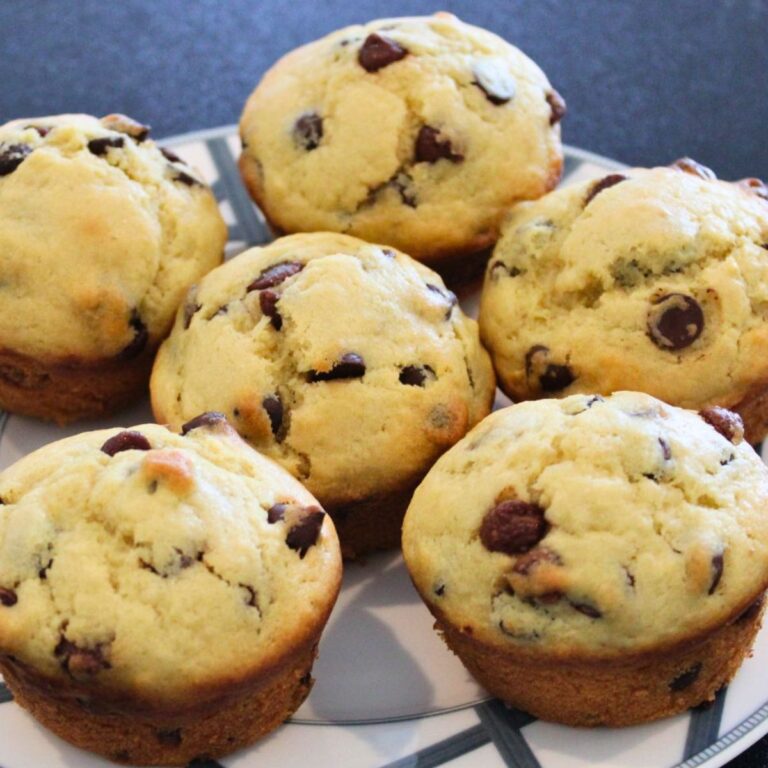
<box><xmin>479</xmin><ymin>162</ymin><xmax>768</xmax><ymax>440</ymax></box>
<box><xmin>150</xmin><ymin>232</ymin><xmax>495</xmax><ymax>554</ymax></box>
<box><xmin>0</xmin><ymin>113</ymin><xmax>226</xmax><ymax>361</ymax></box>
<box><xmin>0</xmin><ymin>417</ymin><xmax>341</xmax><ymax>702</ymax></box>
<box><xmin>403</xmin><ymin>392</ymin><xmax>768</xmax><ymax>655</ymax></box>
<box><xmin>238</xmin><ymin>13</ymin><xmax>563</xmax><ymax>265</ymax></box>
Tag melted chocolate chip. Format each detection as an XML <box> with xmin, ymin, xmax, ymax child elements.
<box><xmin>737</xmin><ymin>593</ymin><xmax>765</xmax><ymax>623</ymax></box>
<box><xmin>26</xmin><ymin>125</ymin><xmax>50</xmax><ymax>137</ymax></box>
<box><xmin>399</xmin><ymin>365</ymin><xmax>435</xmax><ymax>387</ymax></box>
<box><xmin>415</xmin><ymin>126</ymin><xmax>463</xmax><ymax>164</ymax></box>
<box><xmin>183</xmin><ymin>299</ymin><xmax>201</xmax><ymax>330</ymax></box>
<box><xmin>570</xmin><ymin>601</ymin><xmax>602</xmax><ymax>619</ymax></box>
<box><xmin>512</xmin><ymin>547</ymin><xmax>560</xmax><ymax>575</ymax></box>
<box><xmin>267</xmin><ymin>504</ymin><xmax>325</xmax><ymax>558</ymax></box>
<box><xmin>286</xmin><ymin>510</ymin><xmax>325</xmax><ymax>557</ymax></box>
<box><xmin>434</xmin><ymin>583</ymin><xmax>446</xmax><ymax>597</ymax></box>
<box><xmin>671</xmin><ymin>157</ymin><xmax>716</xmax><ymax>180</ymax></box>
<box><xmin>473</xmin><ymin>60</ymin><xmax>516</xmax><ymax>105</ymax></box>
<box><xmin>699</xmin><ymin>407</ymin><xmax>744</xmax><ymax>445</ymax></box>
<box><xmin>584</xmin><ymin>173</ymin><xmax>627</xmax><ymax>205</ymax></box>
<box><xmin>173</xmin><ymin>169</ymin><xmax>200</xmax><ymax>186</ymax></box>
<box><xmin>737</xmin><ymin>177</ymin><xmax>768</xmax><ymax>201</ymax></box>
<box><xmin>0</xmin><ymin>587</ymin><xmax>17</xmax><ymax>607</ymax></box>
<box><xmin>0</xmin><ymin>144</ymin><xmax>32</xmax><ymax>176</ymax></box>
<box><xmin>426</xmin><ymin>283</ymin><xmax>458</xmax><ymax>319</ymax></box>
<box><xmin>308</xmin><ymin>353</ymin><xmax>366</xmax><ymax>382</ymax></box>
<box><xmin>545</xmin><ymin>89</ymin><xmax>567</xmax><ymax>125</ymax></box>
<box><xmin>156</xmin><ymin>729</ymin><xmax>182</xmax><ymax>747</ymax></box>
<box><xmin>247</xmin><ymin>261</ymin><xmax>304</xmax><ymax>291</ymax></box>
<box><xmin>659</xmin><ymin>437</ymin><xmax>672</xmax><ymax>461</ymax></box>
<box><xmin>100</xmin><ymin>114</ymin><xmax>150</xmax><ymax>142</ymax></box>
<box><xmin>262</xmin><ymin>394</ymin><xmax>283</xmax><ymax>438</ymax></box>
<box><xmin>54</xmin><ymin>638</ymin><xmax>110</xmax><ymax>676</ymax></box>
<box><xmin>358</xmin><ymin>33</ymin><xmax>408</xmax><ymax>72</ymax></box>
<box><xmin>540</xmin><ymin>363</ymin><xmax>575</xmax><ymax>393</ymax></box>
<box><xmin>294</xmin><ymin>112</ymin><xmax>323</xmax><ymax>151</ymax></box>
<box><xmin>181</xmin><ymin>411</ymin><xmax>228</xmax><ymax>435</ymax></box>
<box><xmin>490</xmin><ymin>261</ymin><xmax>522</xmax><ymax>280</ymax></box>
<box><xmin>160</xmin><ymin>147</ymin><xmax>182</xmax><ymax>163</ymax></box>
<box><xmin>480</xmin><ymin>500</ymin><xmax>548</xmax><ymax>555</ymax></box>
<box><xmin>647</xmin><ymin>293</ymin><xmax>704</xmax><ymax>350</ymax></box>
<box><xmin>87</xmin><ymin>136</ymin><xmax>125</xmax><ymax>156</ymax></box>
<box><xmin>101</xmin><ymin>431</ymin><xmax>151</xmax><ymax>456</ymax></box>
<box><xmin>259</xmin><ymin>290</ymin><xmax>282</xmax><ymax>330</ymax></box>
<box><xmin>117</xmin><ymin>310</ymin><xmax>149</xmax><ymax>360</ymax></box>
<box><xmin>393</xmin><ymin>171</ymin><xmax>417</xmax><ymax>207</ymax></box>
<box><xmin>709</xmin><ymin>552</ymin><xmax>724</xmax><ymax>595</ymax></box>
<box><xmin>669</xmin><ymin>663</ymin><xmax>702</xmax><ymax>691</ymax></box>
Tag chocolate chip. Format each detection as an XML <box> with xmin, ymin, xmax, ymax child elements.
<box><xmin>259</xmin><ymin>290</ymin><xmax>282</xmax><ymax>330</ymax></box>
<box><xmin>247</xmin><ymin>261</ymin><xmax>304</xmax><ymax>291</ymax></box>
<box><xmin>512</xmin><ymin>547</ymin><xmax>561</xmax><ymax>575</ymax></box>
<box><xmin>671</xmin><ymin>157</ymin><xmax>716</xmax><ymax>180</ymax></box>
<box><xmin>160</xmin><ymin>147</ymin><xmax>181</xmax><ymax>163</ymax></box>
<box><xmin>473</xmin><ymin>60</ymin><xmax>516</xmax><ymax>105</ymax></box>
<box><xmin>480</xmin><ymin>500</ymin><xmax>548</xmax><ymax>555</ymax></box>
<box><xmin>294</xmin><ymin>113</ymin><xmax>323</xmax><ymax>151</ymax></box>
<box><xmin>490</xmin><ymin>261</ymin><xmax>522</xmax><ymax>279</ymax></box>
<box><xmin>659</xmin><ymin>437</ymin><xmax>672</xmax><ymax>461</ymax></box>
<box><xmin>669</xmin><ymin>663</ymin><xmax>702</xmax><ymax>691</ymax></box>
<box><xmin>308</xmin><ymin>353</ymin><xmax>366</xmax><ymax>382</ymax></box>
<box><xmin>624</xmin><ymin>568</ymin><xmax>636</xmax><ymax>588</ymax></box>
<box><xmin>540</xmin><ymin>363</ymin><xmax>575</xmax><ymax>392</ymax></box>
<box><xmin>584</xmin><ymin>173</ymin><xmax>627</xmax><ymax>205</ymax></box>
<box><xmin>267</xmin><ymin>503</ymin><xmax>287</xmax><ymax>524</ymax></box>
<box><xmin>393</xmin><ymin>171</ymin><xmax>417</xmax><ymax>207</ymax></box>
<box><xmin>26</xmin><ymin>125</ymin><xmax>50</xmax><ymax>137</ymax></box>
<box><xmin>173</xmin><ymin>169</ymin><xmax>201</xmax><ymax>187</ymax></box>
<box><xmin>87</xmin><ymin>136</ymin><xmax>125</xmax><ymax>156</ymax></box>
<box><xmin>100</xmin><ymin>114</ymin><xmax>150</xmax><ymax>142</ymax></box>
<box><xmin>181</xmin><ymin>412</ymin><xmax>228</xmax><ymax>435</ymax></box>
<box><xmin>434</xmin><ymin>583</ymin><xmax>446</xmax><ymax>597</ymax></box>
<box><xmin>737</xmin><ymin>177</ymin><xmax>768</xmax><ymax>201</ymax></box>
<box><xmin>570</xmin><ymin>601</ymin><xmax>602</xmax><ymax>619</ymax></box>
<box><xmin>426</xmin><ymin>283</ymin><xmax>458</xmax><ymax>319</ymax></box>
<box><xmin>0</xmin><ymin>144</ymin><xmax>32</xmax><ymax>175</ymax></box>
<box><xmin>54</xmin><ymin>638</ymin><xmax>110</xmax><ymax>676</ymax></box>
<box><xmin>415</xmin><ymin>126</ymin><xmax>463</xmax><ymax>164</ymax></box>
<box><xmin>399</xmin><ymin>365</ymin><xmax>435</xmax><ymax>387</ymax></box>
<box><xmin>709</xmin><ymin>552</ymin><xmax>724</xmax><ymax>595</ymax></box>
<box><xmin>358</xmin><ymin>33</ymin><xmax>407</xmax><ymax>72</ymax></box>
<box><xmin>737</xmin><ymin>593</ymin><xmax>765</xmax><ymax>623</ymax></box>
<box><xmin>183</xmin><ymin>299</ymin><xmax>201</xmax><ymax>330</ymax></box>
<box><xmin>287</xmin><ymin>510</ymin><xmax>325</xmax><ymax>557</ymax></box>
<box><xmin>699</xmin><ymin>406</ymin><xmax>744</xmax><ymax>445</ymax></box>
<box><xmin>267</xmin><ymin>504</ymin><xmax>325</xmax><ymax>558</ymax></box>
<box><xmin>101</xmin><ymin>430</ymin><xmax>151</xmax><ymax>456</ymax></box>
<box><xmin>117</xmin><ymin>310</ymin><xmax>149</xmax><ymax>360</ymax></box>
<box><xmin>262</xmin><ymin>394</ymin><xmax>283</xmax><ymax>438</ymax></box>
<box><xmin>0</xmin><ymin>588</ymin><xmax>17</xmax><ymax>607</ymax></box>
<box><xmin>546</xmin><ymin>89</ymin><xmax>567</xmax><ymax>125</ymax></box>
<box><xmin>647</xmin><ymin>293</ymin><xmax>704</xmax><ymax>350</ymax></box>
<box><xmin>156</xmin><ymin>729</ymin><xmax>182</xmax><ymax>747</ymax></box>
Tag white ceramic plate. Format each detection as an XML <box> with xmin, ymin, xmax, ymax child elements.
<box><xmin>0</xmin><ymin>126</ymin><xmax>766</xmax><ymax>768</ymax></box>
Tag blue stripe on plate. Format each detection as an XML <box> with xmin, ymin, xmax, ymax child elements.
<box><xmin>560</xmin><ymin>154</ymin><xmax>584</xmax><ymax>184</ymax></box>
<box><xmin>0</xmin><ymin>682</ymin><xmax>12</xmax><ymax>704</ymax></box>
<box><xmin>206</xmin><ymin>136</ymin><xmax>270</xmax><ymax>247</ymax></box>
<box><xmin>682</xmin><ymin>687</ymin><xmax>728</xmax><ymax>761</ymax></box>
<box><xmin>474</xmin><ymin>700</ymin><xmax>540</xmax><ymax>768</ymax></box>
<box><xmin>378</xmin><ymin>724</ymin><xmax>489</xmax><ymax>768</ymax></box>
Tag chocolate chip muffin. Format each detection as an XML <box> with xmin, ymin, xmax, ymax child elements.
<box><xmin>0</xmin><ymin>113</ymin><xmax>227</xmax><ymax>424</ymax></box>
<box><xmin>150</xmin><ymin>232</ymin><xmax>495</xmax><ymax>557</ymax></box>
<box><xmin>239</xmin><ymin>13</ymin><xmax>564</xmax><ymax>279</ymax></box>
<box><xmin>479</xmin><ymin>160</ymin><xmax>768</xmax><ymax>442</ymax></box>
<box><xmin>0</xmin><ymin>415</ymin><xmax>341</xmax><ymax>765</ymax></box>
<box><xmin>403</xmin><ymin>392</ymin><xmax>768</xmax><ymax>727</ymax></box>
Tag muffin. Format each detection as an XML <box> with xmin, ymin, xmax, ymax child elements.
<box><xmin>0</xmin><ymin>113</ymin><xmax>227</xmax><ymax>424</ymax></box>
<box><xmin>403</xmin><ymin>392</ymin><xmax>768</xmax><ymax>726</ymax></box>
<box><xmin>239</xmin><ymin>13</ymin><xmax>564</xmax><ymax>279</ymax></box>
<box><xmin>479</xmin><ymin>160</ymin><xmax>768</xmax><ymax>442</ymax></box>
<box><xmin>151</xmin><ymin>232</ymin><xmax>495</xmax><ymax>557</ymax></box>
<box><xmin>0</xmin><ymin>415</ymin><xmax>341</xmax><ymax>765</ymax></box>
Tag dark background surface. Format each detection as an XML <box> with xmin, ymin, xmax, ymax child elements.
<box><xmin>2</xmin><ymin>1</ymin><xmax>768</xmax><ymax>766</ymax></box>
